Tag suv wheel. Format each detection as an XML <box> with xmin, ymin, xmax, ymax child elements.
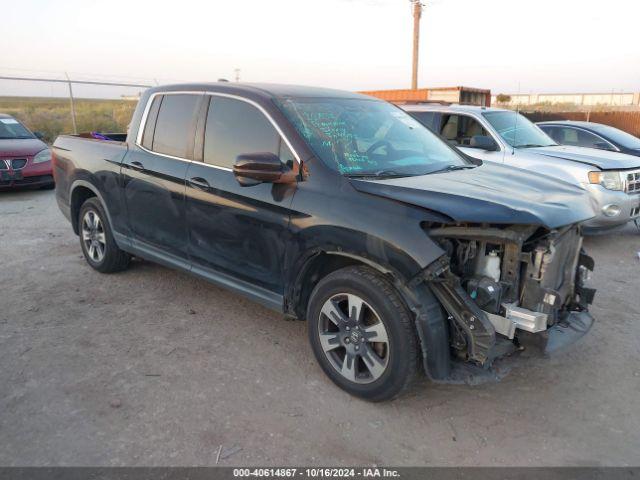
<box><xmin>307</xmin><ymin>265</ymin><xmax>419</xmax><ymax>401</ymax></box>
<box><xmin>79</xmin><ymin>198</ymin><xmax>130</xmax><ymax>273</ymax></box>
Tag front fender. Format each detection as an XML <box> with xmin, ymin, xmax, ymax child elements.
<box><xmin>285</xmin><ymin>225</ymin><xmax>442</xmax><ymax>289</ymax></box>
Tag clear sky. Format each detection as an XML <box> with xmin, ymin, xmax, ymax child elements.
<box><xmin>3</xmin><ymin>0</ymin><xmax>639</xmax><ymax>98</ymax></box>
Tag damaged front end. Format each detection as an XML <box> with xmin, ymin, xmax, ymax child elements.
<box><xmin>420</xmin><ymin>223</ymin><xmax>596</xmax><ymax>367</ymax></box>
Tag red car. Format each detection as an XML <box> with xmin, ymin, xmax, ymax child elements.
<box><xmin>0</xmin><ymin>113</ymin><xmax>54</xmax><ymax>190</ymax></box>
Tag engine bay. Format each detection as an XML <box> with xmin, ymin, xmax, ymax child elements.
<box><xmin>422</xmin><ymin>223</ymin><xmax>596</xmax><ymax>365</ymax></box>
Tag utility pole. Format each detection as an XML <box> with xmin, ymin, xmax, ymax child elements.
<box><xmin>411</xmin><ymin>1</ymin><xmax>423</xmax><ymax>90</ymax></box>
<box><xmin>65</xmin><ymin>72</ymin><xmax>78</xmax><ymax>134</ymax></box>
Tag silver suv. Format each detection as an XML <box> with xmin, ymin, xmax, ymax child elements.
<box><xmin>402</xmin><ymin>104</ymin><xmax>640</xmax><ymax>231</ymax></box>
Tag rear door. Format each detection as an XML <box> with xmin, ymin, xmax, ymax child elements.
<box><xmin>122</xmin><ymin>93</ymin><xmax>204</xmax><ymax>265</ymax></box>
<box><xmin>184</xmin><ymin>94</ymin><xmax>298</xmax><ymax>303</ymax></box>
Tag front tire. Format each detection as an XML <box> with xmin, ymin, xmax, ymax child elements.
<box><xmin>78</xmin><ymin>197</ymin><xmax>130</xmax><ymax>273</ymax></box>
<box><xmin>307</xmin><ymin>266</ymin><xmax>420</xmax><ymax>401</ymax></box>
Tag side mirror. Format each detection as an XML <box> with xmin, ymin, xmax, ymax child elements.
<box><xmin>233</xmin><ymin>152</ymin><xmax>296</xmax><ymax>187</ymax></box>
<box><xmin>470</xmin><ymin>135</ymin><xmax>499</xmax><ymax>151</ymax></box>
<box><xmin>34</xmin><ymin>131</ymin><xmax>45</xmax><ymax>140</ymax></box>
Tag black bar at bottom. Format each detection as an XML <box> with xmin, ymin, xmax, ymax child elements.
<box><xmin>0</xmin><ymin>467</ymin><xmax>639</xmax><ymax>480</ymax></box>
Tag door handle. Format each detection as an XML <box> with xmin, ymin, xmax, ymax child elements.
<box><xmin>188</xmin><ymin>176</ymin><xmax>210</xmax><ymax>190</ymax></box>
<box><xmin>129</xmin><ymin>161</ymin><xmax>145</xmax><ymax>171</ymax></box>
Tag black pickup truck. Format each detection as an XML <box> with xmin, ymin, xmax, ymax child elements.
<box><xmin>53</xmin><ymin>83</ymin><xmax>597</xmax><ymax>401</ymax></box>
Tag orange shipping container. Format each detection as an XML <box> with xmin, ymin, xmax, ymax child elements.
<box><xmin>360</xmin><ymin>86</ymin><xmax>491</xmax><ymax>107</ymax></box>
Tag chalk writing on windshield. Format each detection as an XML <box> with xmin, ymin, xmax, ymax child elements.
<box><xmin>294</xmin><ymin>109</ymin><xmax>376</xmax><ymax>173</ymax></box>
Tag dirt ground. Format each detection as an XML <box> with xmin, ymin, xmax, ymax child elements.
<box><xmin>1</xmin><ymin>189</ymin><xmax>639</xmax><ymax>467</ymax></box>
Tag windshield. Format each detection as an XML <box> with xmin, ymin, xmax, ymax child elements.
<box><xmin>483</xmin><ymin>111</ymin><xmax>556</xmax><ymax>148</ymax></box>
<box><xmin>589</xmin><ymin>124</ymin><xmax>640</xmax><ymax>149</ymax></box>
<box><xmin>277</xmin><ymin>98</ymin><xmax>468</xmax><ymax>176</ymax></box>
<box><xmin>0</xmin><ymin>118</ymin><xmax>34</xmax><ymax>140</ymax></box>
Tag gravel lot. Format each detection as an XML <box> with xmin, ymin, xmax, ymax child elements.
<box><xmin>1</xmin><ymin>188</ymin><xmax>639</xmax><ymax>467</ymax></box>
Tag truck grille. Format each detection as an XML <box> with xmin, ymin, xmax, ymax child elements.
<box><xmin>626</xmin><ymin>170</ymin><xmax>640</xmax><ymax>194</ymax></box>
<box><xmin>0</xmin><ymin>158</ymin><xmax>28</xmax><ymax>170</ymax></box>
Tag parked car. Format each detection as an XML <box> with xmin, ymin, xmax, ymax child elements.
<box><xmin>0</xmin><ymin>113</ymin><xmax>54</xmax><ymax>190</ymax></box>
<box><xmin>404</xmin><ymin>105</ymin><xmax>640</xmax><ymax>231</ymax></box>
<box><xmin>537</xmin><ymin>120</ymin><xmax>640</xmax><ymax>158</ymax></box>
<box><xmin>53</xmin><ymin>83</ymin><xmax>596</xmax><ymax>401</ymax></box>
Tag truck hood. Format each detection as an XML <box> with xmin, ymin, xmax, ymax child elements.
<box><xmin>350</xmin><ymin>163</ymin><xmax>595</xmax><ymax>229</ymax></box>
<box><xmin>526</xmin><ymin>145</ymin><xmax>640</xmax><ymax>170</ymax></box>
<box><xmin>0</xmin><ymin>138</ymin><xmax>47</xmax><ymax>157</ymax></box>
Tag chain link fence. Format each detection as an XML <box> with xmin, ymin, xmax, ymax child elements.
<box><xmin>0</xmin><ymin>75</ymin><xmax>152</xmax><ymax>142</ymax></box>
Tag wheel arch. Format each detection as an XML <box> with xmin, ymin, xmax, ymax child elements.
<box><xmin>287</xmin><ymin>250</ymin><xmax>397</xmax><ymax>319</ymax></box>
<box><xmin>288</xmin><ymin>249</ymin><xmax>452</xmax><ymax>381</ymax></box>
<box><xmin>69</xmin><ymin>181</ymin><xmax>113</xmax><ymax>235</ymax></box>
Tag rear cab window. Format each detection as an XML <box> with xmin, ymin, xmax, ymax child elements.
<box><xmin>139</xmin><ymin>93</ymin><xmax>202</xmax><ymax>159</ymax></box>
<box><xmin>141</xmin><ymin>96</ymin><xmax>163</xmax><ymax>150</ymax></box>
<box><xmin>151</xmin><ymin>94</ymin><xmax>201</xmax><ymax>159</ymax></box>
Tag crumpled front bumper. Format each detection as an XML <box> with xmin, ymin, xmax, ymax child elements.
<box><xmin>517</xmin><ymin>310</ymin><xmax>595</xmax><ymax>356</ymax></box>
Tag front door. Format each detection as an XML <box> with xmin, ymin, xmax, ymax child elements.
<box><xmin>185</xmin><ymin>95</ymin><xmax>297</xmax><ymax>299</ymax></box>
<box><xmin>122</xmin><ymin>93</ymin><xmax>203</xmax><ymax>264</ymax></box>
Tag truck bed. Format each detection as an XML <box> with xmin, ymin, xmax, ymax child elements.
<box><xmin>52</xmin><ymin>132</ymin><xmax>129</xmax><ymax>228</ymax></box>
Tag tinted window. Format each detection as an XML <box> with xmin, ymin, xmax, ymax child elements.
<box><xmin>141</xmin><ymin>95</ymin><xmax>163</xmax><ymax>150</ymax></box>
<box><xmin>552</xmin><ymin>127</ymin><xmax>608</xmax><ymax>149</ymax></box>
<box><xmin>152</xmin><ymin>94</ymin><xmax>201</xmax><ymax>159</ymax></box>
<box><xmin>204</xmin><ymin>97</ymin><xmax>280</xmax><ymax>168</ymax></box>
<box><xmin>410</xmin><ymin>111</ymin><xmax>438</xmax><ymax>131</ymax></box>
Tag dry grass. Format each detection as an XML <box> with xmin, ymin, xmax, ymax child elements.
<box><xmin>0</xmin><ymin>96</ymin><xmax>138</xmax><ymax>143</ymax></box>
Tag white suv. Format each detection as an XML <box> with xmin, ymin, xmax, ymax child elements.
<box><xmin>402</xmin><ymin>104</ymin><xmax>640</xmax><ymax>231</ymax></box>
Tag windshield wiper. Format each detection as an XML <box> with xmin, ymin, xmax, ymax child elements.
<box><xmin>345</xmin><ymin>170</ymin><xmax>410</xmax><ymax>179</ymax></box>
<box><xmin>515</xmin><ymin>143</ymin><xmax>553</xmax><ymax>148</ymax></box>
<box><xmin>427</xmin><ymin>164</ymin><xmax>477</xmax><ymax>174</ymax></box>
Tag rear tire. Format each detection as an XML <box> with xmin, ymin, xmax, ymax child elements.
<box><xmin>307</xmin><ymin>265</ymin><xmax>420</xmax><ymax>401</ymax></box>
<box><xmin>78</xmin><ymin>197</ymin><xmax>130</xmax><ymax>273</ymax></box>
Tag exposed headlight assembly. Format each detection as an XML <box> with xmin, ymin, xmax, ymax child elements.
<box><xmin>588</xmin><ymin>170</ymin><xmax>623</xmax><ymax>191</ymax></box>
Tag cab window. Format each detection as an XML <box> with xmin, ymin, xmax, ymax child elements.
<box><xmin>204</xmin><ymin>97</ymin><xmax>286</xmax><ymax>168</ymax></box>
<box><xmin>151</xmin><ymin>94</ymin><xmax>201</xmax><ymax>159</ymax></box>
